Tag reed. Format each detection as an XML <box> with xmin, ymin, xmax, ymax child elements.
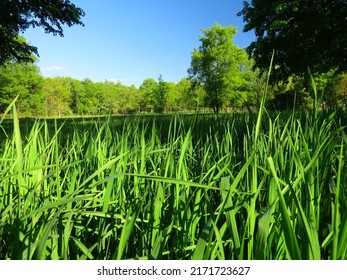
<box><xmin>1</xmin><ymin>87</ymin><xmax>347</xmax><ymax>260</ymax></box>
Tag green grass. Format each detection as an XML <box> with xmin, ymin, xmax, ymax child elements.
<box><xmin>1</xmin><ymin>94</ymin><xmax>347</xmax><ymax>260</ymax></box>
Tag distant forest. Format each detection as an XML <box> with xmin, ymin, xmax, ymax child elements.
<box><xmin>1</xmin><ymin>1</ymin><xmax>347</xmax><ymax>117</ymax></box>
<box><xmin>0</xmin><ymin>58</ymin><xmax>346</xmax><ymax>117</ymax></box>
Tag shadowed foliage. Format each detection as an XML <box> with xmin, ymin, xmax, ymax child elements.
<box><xmin>0</xmin><ymin>0</ymin><xmax>85</xmax><ymax>64</ymax></box>
<box><xmin>238</xmin><ymin>0</ymin><xmax>347</xmax><ymax>82</ymax></box>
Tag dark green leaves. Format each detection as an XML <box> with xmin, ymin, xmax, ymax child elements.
<box><xmin>238</xmin><ymin>0</ymin><xmax>347</xmax><ymax>82</ymax></box>
<box><xmin>0</xmin><ymin>0</ymin><xmax>85</xmax><ymax>64</ymax></box>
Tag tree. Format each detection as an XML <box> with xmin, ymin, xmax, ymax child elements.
<box><xmin>175</xmin><ymin>78</ymin><xmax>207</xmax><ymax>111</ymax></box>
<box><xmin>316</xmin><ymin>71</ymin><xmax>347</xmax><ymax>109</ymax></box>
<box><xmin>154</xmin><ymin>75</ymin><xmax>168</xmax><ymax>113</ymax></box>
<box><xmin>266</xmin><ymin>75</ymin><xmax>313</xmax><ymax>110</ymax></box>
<box><xmin>238</xmin><ymin>0</ymin><xmax>347</xmax><ymax>82</ymax></box>
<box><xmin>164</xmin><ymin>82</ymin><xmax>179</xmax><ymax>112</ymax></box>
<box><xmin>43</xmin><ymin>77</ymin><xmax>73</xmax><ymax>117</ymax></box>
<box><xmin>333</xmin><ymin>73</ymin><xmax>347</xmax><ymax>108</ymax></box>
<box><xmin>227</xmin><ymin>58</ymin><xmax>266</xmax><ymax>108</ymax></box>
<box><xmin>176</xmin><ymin>78</ymin><xmax>194</xmax><ymax>111</ymax></box>
<box><xmin>79</xmin><ymin>79</ymin><xmax>101</xmax><ymax>115</ymax></box>
<box><xmin>113</xmin><ymin>82</ymin><xmax>140</xmax><ymax>114</ymax></box>
<box><xmin>98</xmin><ymin>81</ymin><xmax>121</xmax><ymax>114</ymax></box>
<box><xmin>139</xmin><ymin>78</ymin><xmax>158</xmax><ymax>113</ymax></box>
<box><xmin>188</xmin><ymin>23</ymin><xmax>249</xmax><ymax>113</ymax></box>
<box><xmin>0</xmin><ymin>0</ymin><xmax>85</xmax><ymax>64</ymax></box>
<box><xmin>68</xmin><ymin>78</ymin><xmax>85</xmax><ymax>114</ymax></box>
<box><xmin>0</xmin><ymin>61</ymin><xmax>44</xmax><ymax>116</ymax></box>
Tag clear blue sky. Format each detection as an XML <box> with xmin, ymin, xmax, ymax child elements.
<box><xmin>24</xmin><ymin>0</ymin><xmax>255</xmax><ymax>87</ymax></box>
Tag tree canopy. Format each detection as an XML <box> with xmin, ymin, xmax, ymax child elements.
<box><xmin>0</xmin><ymin>0</ymin><xmax>85</xmax><ymax>64</ymax></box>
<box><xmin>238</xmin><ymin>0</ymin><xmax>347</xmax><ymax>82</ymax></box>
<box><xmin>188</xmin><ymin>23</ymin><xmax>253</xmax><ymax>112</ymax></box>
<box><xmin>0</xmin><ymin>61</ymin><xmax>44</xmax><ymax>116</ymax></box>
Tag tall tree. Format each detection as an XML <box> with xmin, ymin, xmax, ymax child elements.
<box><xmin>164</xmin><ymin>82</ymin><xmax>179</xmax><ymax>112</ymax></box>
<box><xmin>0</xmin><ymin>0</ymin><xmax>85</xmax><ymax>64</ymax></box>
<box><xmin>238</xmin><ymin>0</ymin><xmax>347</xmax><ymax>82</ymax></box>
<box><xmin>154</xmin><ymin>75</ymin><xmax>168</xmax><ymax>113</ymax></box>
<box><xmin>139</xmin><ymin>78</ymin><xmax>158</xmax><ymax>113</ymax></box>
<box><xmin>79</xmin><ymin>79</ymin><xmax>101</xmax><ymax>115</ymax></box>
<box><xmin>188</xmin><ymin>23</ymin><xmax>248</xmax><ymax>113</ymax></box>
<box><xmin>68</xmin><ymin>78</ymin><xmax>85</xmax><ymax>114</ymax></box>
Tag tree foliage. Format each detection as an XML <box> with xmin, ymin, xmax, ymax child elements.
<box><xmin>188</xmin><ymin>23</ymin><xmax>253</xmax><ymax>112</ymax></box>
<box><xmin>334</xmin><ymin>73</ymin><xmax>347</xmax><ymax>107</ymax></box>
<box><xmin>44</xmin><ymin>77</ymin><xmax>74</xmax><ymax>117</ymax></box>
<box><xmin>139</xmin><ymin>78</ymin><xmax>158</xmax><ymax>113</ymax></box>
<box><xmin>238</xmin><ymin>0</ymin><xmax>347</xmax><ymax>82</ymax></box>
<box><xmin>0</xmin><ymin>61</ymin><xmax>44</xmax><ymax>116</ymax></box>
<box><xmin>319</xmin><ymin>72</ymin><xmax>347</xmax><ymax>109</ymax></box>
<box><xmin>0</xmin><ymin>0</ymin><xmax>85</xmax><ymax>64</ymax></box>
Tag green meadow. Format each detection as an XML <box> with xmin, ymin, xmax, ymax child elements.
<box><xmin>1</xmin><ymin>0</ymin><xmax>347</xmax><ymax>263</ymax></box>
<box><xmin>1</xmin><ymin>94</ymin><xmax>347</xmax><ymax>260</ymax></box>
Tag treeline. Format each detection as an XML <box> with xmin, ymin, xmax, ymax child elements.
<box><xmin>1</xmin><ymin>1</ymin><xmax>347</xmax><ymax>118</ymax></box>
<box><xmin>265</xmin><ymin>71</ymin><xmax>347</xmax><ymax>110</ymax></box>
<box><xmin>0</xmin><ymin>62</ymin><xmax>203</xmax><ymax>117</ymax></box>
<box><xmin>0</xmin><ymin>60</ymin><xmax>346</xmax><ymax>117</ymax></box>
<box><xmin>0</xmin><ymin>61</ymin><xmax>262</xmax><ymax>117</ymax></box>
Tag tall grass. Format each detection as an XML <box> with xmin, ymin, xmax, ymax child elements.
<box><xmin>1</xmin><ymin>91</ymin><xmax>347</xmax><ymax>260</ymax></box>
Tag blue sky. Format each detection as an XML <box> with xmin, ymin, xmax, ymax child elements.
<box><xmin>24</xmin><ymin>0</ymin><xmax>255</xmax><ymax>87</ymax></box>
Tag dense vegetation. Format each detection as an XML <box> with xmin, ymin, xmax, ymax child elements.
<box><xmin>0</xmin><ymin>0</ymin><xmax>85</xmax><ymax>64</ymax></box>
<box><xmin>1</xmin><ymin>0</ymin><xmax>347</xmax><ymax>261</ymax></box>
<box><xmin>0</xmin><ymin>1</ymin><xmax>346</xmax><ymax>117</ymax></box>
<box><xmin>188</xmin><ymin>23</ymin><xmax>254</xmax><ymax>113</ymax></box>
<box><xmin>1</xmin><ymin>90</ymin><xmax>347</xmax><ymax>259</ymax></box>
<box><xmin>0</xmin><ymin>62</ymin><xmax>204</xmax><ymax>116</ymax></box>
<box><xmin>1</xmin><ymin>58</ymin><xmax>346</xmax><ymax>117</ymax></box>
<box><xmin>238</xmin><ymin>0</ymin><xmax>347</xmax><ymax>82</ymax></box>
<box><xmin>1</xmin><ymin>12</ymin><xmax>347</xmax><ymax>117</ymax></box>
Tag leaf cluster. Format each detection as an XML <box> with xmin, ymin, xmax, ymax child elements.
<box><xmin>238</xmin><ymin>0</ymin><xmax>347</xmax><ymax>82</ymax></box>
<box><xmin>0</xmin><ymin>0</ymin><xmax>85</xmax><ymax>64</ymax></box>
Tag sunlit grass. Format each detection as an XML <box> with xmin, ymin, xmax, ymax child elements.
<box><xmin>1</xmin><ymin>88</ymin><xmax>347</xmax><ymax>260</ymax></box>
